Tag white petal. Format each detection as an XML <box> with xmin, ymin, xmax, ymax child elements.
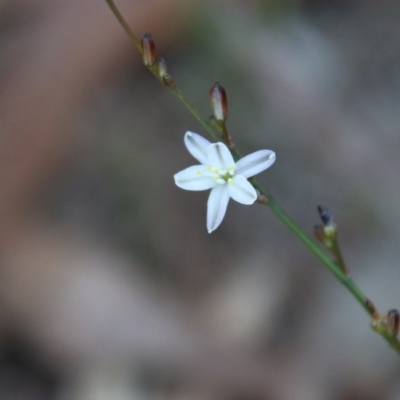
<box><xmin>207</xmin><ymin>185</ymin><xmax>230</xmax><ymax>233</ymax></box>
<box><xmin>174</xmin><ymin>166</ymin><xmax>216</xmax><ymax>191</ymax></box>
<box><xmin>207</xmin><ymin>143</ymin><xmax>235</xmax><ymax>170</ymax></box>
<box><xmin>227</xmin><ymin>175</ymin><xmax>257</xmax><ymax>205</ymax></box>
<box><xmin>235</xmin><ymin>150</ymin><xmax>276</xmax><ymax>178</ymax></box>
<box><xmin>184</xmin><ymin>131</ymin><xmax>211</xmax><ymax>164</ymax></box>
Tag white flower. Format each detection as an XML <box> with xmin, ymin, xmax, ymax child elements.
<box><xmin>174</xmin><ymin>131</ymin><xmax>276</xmax><ymax>233</ymax></box>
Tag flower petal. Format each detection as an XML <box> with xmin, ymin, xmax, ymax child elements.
<box><xmin>184</xmin><ymin>131</ymin><xmax>211</xmax><ymax>164</ymax></box>
<box><xmin>227</xmin><ymin>175</ymin><xmax>257</xmax><ymax>205</ymax></box>
<box><xmin>174</xmin><ymin>166</ymin><xmax>215</xmax><ymax>191</ymax></box>
<box><xmin>235</xmin><ymin>150</ymin><xmax>276</xmax><ymax>178</ymax></box>
<box><xmin>207</xmin><ymin>142</ymin><xmax>235</xmax><ymax>170</ymax></box>
<box><xmin>207</xmin><ymin>185</ymin><xmax>230</xmax><ymax>233</ymax></box>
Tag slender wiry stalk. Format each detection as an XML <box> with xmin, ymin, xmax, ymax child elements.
<box><xmin>105</xmin><ymin>0</ymin><xmax>400</xmax><ymax>354</ymax></box>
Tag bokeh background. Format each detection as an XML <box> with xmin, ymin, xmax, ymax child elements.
<box><xmin>1</xmin><ymin>0</ymin><xmax>400</xmax><ymax>399</ymax></box>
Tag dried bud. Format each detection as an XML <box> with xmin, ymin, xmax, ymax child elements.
<box><xmin>317</xmin><ymin>205</ymin><xmax>337</xmax><ymax>238</ymax></box>
<box><xmin>388</xmin><ymin>309</ymin><xmax>400</xmax><ymax>337</ymax></box>
<box><xmin>210</xmin><ymin>82</ymin><xmax>228</xmax><ymax>122</ymax></box>
<box><xmin>317</xmin><ymin>205</ymin><xmax>334</xmax><ymax>226</ymax></box>
<box><xmin>141</xmin><ymin>33</ymin><xmax>156</xmax><ymax>67</ymax></box>
<box><xmin>157</xmin><ymin>57</ymin><xmax>174</xmax><ymax>87</ymax></box>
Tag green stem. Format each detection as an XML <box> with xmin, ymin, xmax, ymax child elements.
<box><xmin>105</xmin><ymin>0</ymin><xmax>400</xmax><ymax>354</ymax></box>
<box><xmin>105</xmin><ymin>0</ymin><xmax>219</xmax><ymax>140</ymax></box>
<box><xmin>331</xmin><ymin>238</ymin><xmax>349</xmax><ymax>276</ymax></box>
<box><xmin>105</xmin><ymin>0</ymin><xmax>141</xmax><ymax>50</ymax></box>
<box><xmin>248</xmin><ymin>177</ymin><xmax>367</xmax><ymax>306</ymax></box>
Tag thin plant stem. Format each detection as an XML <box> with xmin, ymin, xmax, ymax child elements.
<box><xmin>331</xmin><ymin>239</ymin><xmax>349</xmax><ymax>276</ymax></box>
<box><xmin>105</xmin><ymin>0</ymin><xmax>216</xmax><ymax>136</ymax></box>
<box><xmin>105</xmin><ymin>0</ymin><xmax>400</xmax><ymax>354</ymax></box>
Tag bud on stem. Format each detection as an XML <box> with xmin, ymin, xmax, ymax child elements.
<box><xmin>157</xmin><ymin>57</ymin><xmax>174</xmax><ymax>87</ymax></box>
<box><xmin>317</xmin><ymin>205</ymin><xmax>336</xmax><ymax>238</ymax></box>
<box><xmin>315</xmin><ymin>206</ymin><xmax>349</xmax><ymax>275</ymax></box>
<box><xmin>210</xmin><ymin>82</ymin><xmax>228</xmax><ymax>122</ymax></box>
<box><xmin>209</xmin><ymin>82</ymin><xmax>233</xmax><ymax>146</ymax></box>
<box><xmin>371</xmin><ymin>308</ymin><xmax>400</xmax><ymax>338</ymax></box>
<box><xmin>388</xmin><ymin>309</ymin><xmax>400</xmax><ymax>337</ymax></box>
<box><xmin>141</xmin><ymin>33</ymin><xmax>156</xmax><ymax>67</ymax></box>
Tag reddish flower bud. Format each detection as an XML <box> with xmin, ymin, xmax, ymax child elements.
<box><xmin>141</xmin><ymin>33</ymin><xmax>156</xmax><ymax>67</ymax></box>
<box><xmin>210</xmin><ymin>82</ymin><xmax>228</xmax><ymax>122</ymax></box>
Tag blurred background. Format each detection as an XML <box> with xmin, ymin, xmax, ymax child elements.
<box><xmin>1</xmin><ymin>0</ymin><xmax>400</xmax><ymax>399</ymax></box>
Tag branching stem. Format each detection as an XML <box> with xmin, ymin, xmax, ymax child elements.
<box><xmin>105</xmin><ymin>0</ymin><xmax>400</xmax><ymax>354</ymax></box>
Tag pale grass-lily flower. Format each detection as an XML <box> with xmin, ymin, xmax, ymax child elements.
<box><xmin>174</xmin><ymin>131</ymin><xmax>276</xmax><ymax>233</ymax></box>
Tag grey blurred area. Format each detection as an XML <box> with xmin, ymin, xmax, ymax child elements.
<box><xmin>1</xmin><ymin>0</ymin><xmax>400</xmax><ymax>399</ymax></box>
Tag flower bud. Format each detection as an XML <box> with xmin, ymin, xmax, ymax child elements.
<box><xmin>317</xmin><ymin>205</ymin><xmax>333</xmax><ymax>226</ymax></box>
<box><xmin>141</xmin><ymin>33</ymin><xmax>156</xmax><ymax>67</ymax></box>
<box><xmin>317</xmin><ymin>205</ymin><xmax>337</xmax><ymax>238</ymax></box>
<box><xmin>371</xmin><ymin>308</ymin><xmax>400</xmax><ymax>337</ymax></box>
<box><xmin>210</xmin><ymin>82</ymin><xmax>228</xmax><ymax>122</ymax></box>
<box><xmin>388</xmin><ymin>309</ymin><xmax>400</xmax><ymax>337</ymax></box>
<box><xmin>157</xmin><ymin>57</ymin><xmax>174</xmax><ymax>87</ymax></box>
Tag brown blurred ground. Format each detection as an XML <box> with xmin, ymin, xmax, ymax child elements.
<box><xmin>1</xmin><ymin>0</ymin><xmax>400</xmax><ymax>399</ymax></box>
